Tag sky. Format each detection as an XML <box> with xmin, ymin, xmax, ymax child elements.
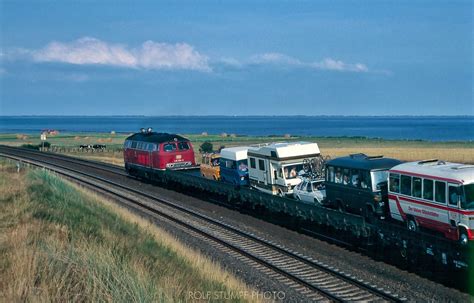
<box><xmin>0</xmin><ymin>1</ymin><xmax>472</xmax><ymax>116</ymax></box>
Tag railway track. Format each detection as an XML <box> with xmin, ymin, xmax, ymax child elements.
<box><xmin>0</xmin><ymin>146</ymin><xmax>406</xmax><ymax>302</ymax></box>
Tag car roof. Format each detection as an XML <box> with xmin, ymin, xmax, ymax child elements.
<box><xmin>327</xmin><ymin>153</ymin><xmax>402</xmax><ymax>171</ymax></box>
<box><xmin>126</xmin><ymin>132</ymin><xmax>190</xmax><ymax>143</ymax></box>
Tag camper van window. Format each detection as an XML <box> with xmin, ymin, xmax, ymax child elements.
<box><xmin>250</xmin><ymin>157</ymin><xmax>256</xmax><ymax>169</ymax></box>
<box><xmin>258</xmin><ymin>159</ymin><xmax>265</xmax><ymax>171</ymax></box>
<box><xmin>435</xmin><ymin>181</ymin><xmax>446</xmax><ymax>203</ymax></box>
<box><xmin>283</xmin><ymin>164</ymin><xmax>304</xmax><ymax>180</ymax></box>
<box><xmin>423</xmin><ymin>179</ymin><xmax>434</xmax><ymax>200</ymax></box>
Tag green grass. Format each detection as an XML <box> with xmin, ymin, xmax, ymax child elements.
<box><xmin>0</xmin><ymin>160</ymin><xmax>257</xmax><ymax>302</ymax></box>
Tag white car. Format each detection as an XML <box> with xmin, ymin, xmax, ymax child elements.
<box><xmin>293</xmin><ymin>178</ymin><xmax>326</xmax><ymax>204</ymax></box>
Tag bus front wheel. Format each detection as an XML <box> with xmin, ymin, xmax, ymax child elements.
<box><xmin>407</xmin><ymin>218</ymin><xmax>417</xmax><ymax>232</ymax></box>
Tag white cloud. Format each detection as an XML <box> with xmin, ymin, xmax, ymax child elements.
<box><xmin>7</xmin><ymin>38</ymin><xmax>379</xmax><ymax>74</ymax></box>
<box><xmin>31</xmin><ymin>37</ymin><xmax>210</xmax><ymax>72</ymax></box>
<box><xmin>250</xmin><ymin>53</ymin><xmax>302</xmax><ymax>66</ymax></box>
<box><xmin>249</xmin><ymin>52</ymin><xmax>370</xmax><ymax>73</ymax></box>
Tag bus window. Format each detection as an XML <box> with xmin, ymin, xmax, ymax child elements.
<box><xmin>423</xmin><ymin>179</ymin><xmax>433</xmax><ymax>200</ymax></box>
<box><xmin>412</xmin><ymin>177</ymin><xmax>422</xmax><ymax>198</ymax></box>
<box><xmin>342</xmin><ymin>168</ymin><xmax>350</xmax><ymax>185</ymax></box>
<box><xmin>435</xmin><ymin>181</ymin><xmax>446</xmax><ymax>203</ymax></box>
<box><xmin>351</xmin><ymin>169</ymin><xmax>360</xmax><ymax>187</ymax></box>
<box><xmin>448</xmin><ymin>185</ymin><xmax>461</xmax><ymax>207</ymax></box>
<box><xmin>335</xmin><ymin>168</ymin><xmax>342</xmax><ymax>184</ymax></box>
<box><xmin>401</xmin><ymin>175</ymin><xmax>412</xmax><ymax>196</ymax></box>
<box><xmin>461</xmin><ymin>184</ymin><xmax>474</xmax><ymax>210</ymax></box>
<box><xmin>360</xmin><ymin>170</ymin><xmax>371</xmax><ymax>190</ymax></box>
<box><xmin>327</xmin><ymin>166</ymin><xmax>335</xmax><ymax>183</ymax></box>
<box><xmin>131</xmin><ymin>141</ymin><xmax>137</xmax><ymax>149</ymax></box>
<box><xmin>371</xmin><ymin>170</ymin><xmax>388</xmax><ymax>191</ymax></box>
<box><xmin>389</xmin><ymin>173</ymin><xmax>400</xmax><ymax>193</ymax></box>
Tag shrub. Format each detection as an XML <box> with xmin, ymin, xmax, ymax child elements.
<box><xmin>199</xmin><ymin>141</ymin><xmax>213</xmax><ymax>153</ymax></box>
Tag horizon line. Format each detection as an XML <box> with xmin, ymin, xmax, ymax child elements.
<box><xmin>1</xmin><ymin>114</ymin><xmax>473</xmax><ymax>118</ymax></box>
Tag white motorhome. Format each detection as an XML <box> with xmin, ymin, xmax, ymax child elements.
<box><xmin>388</xmin><ymin>159</ymin><xmax>474</xmax><ymax>244</ymax></box>
<box><xmin>247</xmin><ymin>142</ymin><xmax>320</xmax><ymax>196</ymax></box>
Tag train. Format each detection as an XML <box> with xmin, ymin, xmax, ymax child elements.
<box><xmin>123</xmin><ymin>129</ymin><xmax>473</xmax><ymax>269</ymax></box>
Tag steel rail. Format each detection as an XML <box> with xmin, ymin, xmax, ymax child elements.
<box><xmin>1</xmin><ymin>149</ymin><xmax>406</xmax><ymax>302</ymax></box>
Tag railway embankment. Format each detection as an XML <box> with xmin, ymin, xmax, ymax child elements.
<box><xmin>0</xmin><ymin>160</ymin><xmax>259</xmax><ymax>302</ymax></box>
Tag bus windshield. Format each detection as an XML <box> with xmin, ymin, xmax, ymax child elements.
<box><xmin>371</xmin><ymin>170</ymin><xmax>388</xmax><ymax>191</ymax></box>
<box><xmin>461</xmin><ymin>184</ymin><xmax>474</xmax><ymax>210</ymax></box>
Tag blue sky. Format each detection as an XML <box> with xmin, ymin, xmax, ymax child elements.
<box><xmin>0</xmin><ymin>1</ymin><xmax>472</xmax><ymax>115</ymax></box>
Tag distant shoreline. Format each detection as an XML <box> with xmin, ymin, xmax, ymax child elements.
<box><xmin>1</xmin><ymin>115</ymin><xmax>473</xmax><ymax>118</ymax></box>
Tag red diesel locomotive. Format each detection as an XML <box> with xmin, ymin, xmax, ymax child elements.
<box><xmin>124</xmin><ymin>128</ymin><xmax>196</xmax><ymax>172</ymax></box>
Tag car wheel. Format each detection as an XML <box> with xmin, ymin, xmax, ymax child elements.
<box><xmin>295</xmin><ymin>195</ymin><xmax>300</xmax><ymax>201</ymax></box>
<box><xmin>407</xmin><ymin>218</ymin><xmax>417</xmax><ymax>232</ymax></box>
<box><xmin>278</xmin><ymin>190</ymin><xmax>284</xmax><ymax>197</ymax></box>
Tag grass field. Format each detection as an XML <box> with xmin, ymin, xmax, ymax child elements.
<box><xmin>1</xmin><ymin>132</ymin><xmax>473</xmax><ymax>164</ymax></box>
<box><xmin>0</xmin><ymin>159</ymin><xmax>260</xmax><ymax>302</ymax></box>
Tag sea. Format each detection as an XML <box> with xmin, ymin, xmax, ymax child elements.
<box><xmin>0</xmin><ymin>116</ymin><xmax>473</xmax><ymax>142</ymax></box>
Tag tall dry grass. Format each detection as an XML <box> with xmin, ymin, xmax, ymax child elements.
<box><xmin>0</xmin><ymin>160</ymin><xmax>262</xmax><ymax>302</ymax></box>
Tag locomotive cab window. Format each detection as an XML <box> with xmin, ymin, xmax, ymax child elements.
<box><xmin>163</xmin><ymin>143</ymin><xmax>177</xmax><ymax>152</ymax></box>
<box><xmin>178</xmin><ymin>142</ymin><xmax>189</xmax><ymax>150</ymax></box>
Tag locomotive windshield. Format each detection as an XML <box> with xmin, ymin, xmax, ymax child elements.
<box><xmin>461</xmin><ymin>184</ymin><xmax>474</xmax><ymax>210</ymax></box>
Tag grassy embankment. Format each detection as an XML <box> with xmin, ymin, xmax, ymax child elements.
<box><xmin>0</xmin><ymin>159</ymin><xmax>260</xmax><ymax>302</ymax></box>
<box><xmin>1</xmin><ymin>132</ymin><xmax>473</xmax><ymax>165</ymax></box>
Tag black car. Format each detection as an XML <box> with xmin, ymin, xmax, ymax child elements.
<box><xmin>323</xmin><ymin>153</ymin><xmax>402</xmax><ymax>219</ymax></box>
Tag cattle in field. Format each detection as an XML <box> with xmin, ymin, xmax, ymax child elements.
<box><xmin>93</xmin><ymin>144</ymin><xmax>106</xmax><ymax>151</ymax></box>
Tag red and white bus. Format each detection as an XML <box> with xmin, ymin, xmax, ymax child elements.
<box><xmin>388</xmin><ymin>159</ymin><xmax>474</xmax><ymax>244</ymax></box>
